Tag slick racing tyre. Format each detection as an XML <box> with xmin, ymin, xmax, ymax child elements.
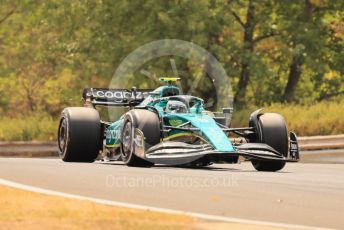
<box><xmin>249</xmin><ymin>113</ymin><xmax>288</xmax><ymax>172</ymax></box>
<box><xmin>58</xmin><ymin>107</ymin><xmax>101</xmax><ymax>162</ymax></box>
<box><xmin>121</xmin><ymin>109</ymin><xmax>160</xmax><ymax>167</ymax></box>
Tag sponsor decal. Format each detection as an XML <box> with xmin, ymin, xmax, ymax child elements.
<box><xmin>290</xmin><ymin>143</ymin><xmax>298</xmax><ymax>150</ymax></box>
<box><xmin>106</xmin><ymin>129</ymin><xmax>121</xmax><ymax>140</ymax></box>
<box><xmin>169</xmin><ymin>119</ymin><xmax>183</xmax><ymax>127</ymax></box>
<box><xmin>290</xmin><ymin>142</ymin><xmax>299</xmax><ymax>159</ymax></box>
<box><xmin>86</xmin><ymin>89</ymin><xmax>149</xmax><ymax>101</ymax></box>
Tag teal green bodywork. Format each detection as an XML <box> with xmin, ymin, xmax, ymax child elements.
<box><xmin>105</xmin><ymin>85</ymin><xmax>234</xmax><ymax>152</ymax></box>
<box><xmin>105</xmin><ymin>119</ymin><xmax>122</xmax><ymax>147</ymax></box>
<box><xmin>165</xmin><ymin>114</ymin><xmax>234</xmax><ymax>151</ymax></box>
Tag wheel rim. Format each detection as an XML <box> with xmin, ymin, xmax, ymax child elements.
<box><xmin>122</xmin><ymin>121</ymin><xmax>132</xmax><ymax>157</ymax></box>
<box><xmin>58</xmin><ymin>118</ymin><xmax>68</xmax><ymax>153</ymax></box>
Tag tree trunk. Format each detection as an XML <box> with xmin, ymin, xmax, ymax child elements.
<box><xmin>283</xmin><ymin>55</ymin><xmax>304</xmax><ymax>102</ymax></box>
<box><xmin>0</xmin><ymin>5</ymin><xmax>16</xmax><ymax>25</ymax></box>
<box><xmin>234</xmin><ymin>0</ymin><xmax>255</xmax><ymax>106</ymax></box>
<box><xmin>282</xmin><ymin>0</ymin><xmax>315</xmax><ymax>102</ymax></box>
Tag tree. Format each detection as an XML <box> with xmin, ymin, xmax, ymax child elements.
<box><xmin>281</xmin><ymin>0</ymin><xmax>344</xmax><ymax>102</ymax></box>
<box><xmin>228</xmin><ymin>0</ymin><xmax>279</xmax><ymax>106</ymax></box>
<box><xmin>282</xmin><ymin>0</ymin><xmax>315</xmax><ymax>102</ymax></box>
<box><xmin>0</xmin><ymin>0</ymin><xmax>343</xmax><ymax>118</ymax></box>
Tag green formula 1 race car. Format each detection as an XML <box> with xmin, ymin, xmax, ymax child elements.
<box><xmin>58</xmin><ymin>78</ymin><xmax>299</xmax><ymax>171</ymax></box>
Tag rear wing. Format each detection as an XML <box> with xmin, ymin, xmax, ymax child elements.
<box><xmin>82</xmin><ymin>88</ymin><xmax>151</xmax><ymax>107</ymax></box>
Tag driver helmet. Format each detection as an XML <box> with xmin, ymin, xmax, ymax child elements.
<box><xmin>165</xmin><ymin>100</ymin><xmax>188</xmax><ymax>113</ymax></box>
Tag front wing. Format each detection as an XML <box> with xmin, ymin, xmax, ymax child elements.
<box><xmin>133</xmin><ymin>129</ymin><xmax>300</xmax><ymax>165</ymax></box>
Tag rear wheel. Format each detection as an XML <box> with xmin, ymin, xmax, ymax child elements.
<box><xmin>121</xmin><ymin>109</ymin><xmax>160</xmax><ymax>167</ymax></box>
<box><xmin>58</xmin><ymin>107</ymin><xmax>101</xmax><ymax>162</ymax></box>
<box><xmin>249</xmin><ymin>113</ymin><xmax>288</xmax><ymax>171</ymax></box>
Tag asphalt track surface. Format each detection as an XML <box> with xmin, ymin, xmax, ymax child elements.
<box><xmin>0</xmin><ymin>158</ymin><xmax>343</xmax><ymax>229</ymax></box>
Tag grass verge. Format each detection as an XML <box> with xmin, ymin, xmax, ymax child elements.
<box><xmin>231</xmin><ymin>99</ymin><xmax>344</xmax><ymax>136</ymax></box>
<box><xmin>0</xmin><ymin>99</ymin><xmax>343</xmax><ymax>141</ymax></box>
<box><xmin>0</xmin><ymin>113</ymin><xmax>58</xmax><ymax>141</ymax></box>
<box><xmin>0</xmin><ymin>185</ymin><xmax>194</xmax><ymax>230</ymax></box>
<box><xmin>0</xmin><ymin>185</ymin><xmax>288</xmax><ymax>230</ymax></box>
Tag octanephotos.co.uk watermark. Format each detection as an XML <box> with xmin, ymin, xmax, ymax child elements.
<box><xmin>105</xmin><ymin>174</ymin><xmax>239</xmax><ymax>188</ymax></box>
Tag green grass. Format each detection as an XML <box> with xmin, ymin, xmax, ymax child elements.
<box><xmin>0</xmin><ymin>99</ymin><xmax>343</xmax><ymax>141</ymax></box>
<box><xmin>231</xmin><ymin>99</ymin><xmax>344</xmax><ymax>136</ymax></box>
<box><xmin>0</xmin><ymin>113</ymin><xmax>58</xmax><ymax>141</ymax></box>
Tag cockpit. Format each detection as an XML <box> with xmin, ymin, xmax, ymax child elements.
<box><xmin>140</xmin><ymin>85</ymin><xmax>204</xmax><ymax>114</ymax></box>
<box><xmin>165</xmin><ymin>100</ymin><xmax>188</xmax><ymax>113</ymax></box>
<box><xmin>161</xmin><ymin>95</ymin><xmax>203</xmax><ymax>114</ymax></box>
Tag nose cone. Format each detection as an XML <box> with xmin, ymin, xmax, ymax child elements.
<box><xmin>188</xmin><ymin>115</ymin><xmax>234</xmax><ymax>152</ymax></box>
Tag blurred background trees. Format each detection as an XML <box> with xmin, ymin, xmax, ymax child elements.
<box><xmin>0</xmin><ymin>0</ymin><xmax>343</xmax><ymax>116</ymax></box>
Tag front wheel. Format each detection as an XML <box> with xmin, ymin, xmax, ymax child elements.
<box><xmin>249</xmin><ymin>112</ymin><xmax>288</xmax><ymax>172</ymax></box>
<box><xmin>120</xmin><ymin>109</ymin><xmax>160</xmax><ymax>167</ymax></box>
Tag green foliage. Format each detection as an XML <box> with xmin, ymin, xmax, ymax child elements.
<box><xmin>0</xmin><ymin>113</ymin><xmax>57</xmax><ymax>141</ymax></box>
<box><xmin>231</xmin><ymin>97</ymin><xmax>344</xmax><ymax>136</ymax></box>
<box><xmin>0</xmin><ymin>0</ymin><xmax>343</xmax><ymax>140</ymax></box>
<box><xmin>1</xmin><ymin>98</ymin><xmax>343</xmax><ymax>141</ymax></box>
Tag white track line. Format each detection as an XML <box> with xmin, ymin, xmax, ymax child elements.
<box><xmin>0</xmin><ymin>178</ymin><xmax>333</xmax><ymax>230</ymax></box>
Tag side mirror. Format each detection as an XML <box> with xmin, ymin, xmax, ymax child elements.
<box><xmin>223</xmin><ymin>108</ymin><xmax>233</xmax><ymax>114</ymax></box>
<box><xmin>223</xmin><ymin>108</ymin><xmax>233</xmax><ymax>127</ymax></box>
